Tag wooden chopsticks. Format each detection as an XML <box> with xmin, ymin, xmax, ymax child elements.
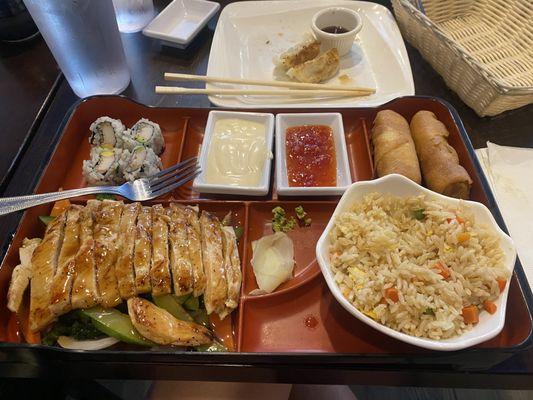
<box><xmin>163</xmin><ymin>72</ymin><xmax>376</xmax><ymax>94</ymax></box>
<box><xmin>155</xmin><ymin>73</ymin><xmax>376</xmax><ymax>97</ymax></box>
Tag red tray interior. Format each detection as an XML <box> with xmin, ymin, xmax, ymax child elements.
<box><xmin>0</xmin><ymin>96</ymin><xmax>529</xmax><ymax>355</ymax></box>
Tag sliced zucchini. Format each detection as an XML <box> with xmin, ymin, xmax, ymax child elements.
<box><xmin>152</xmin><ymin>294</ymin><xmax>193</xmax><ymax>322</ymax></box>
<box><xmin>183</xmin><ymin>295</ymin><xmax>199</xmax><ymax>311</ymax></box>
<box><xmin>196</xmin><ymin>340</ymin><xmax>227</xmax><ymax>352</ymax></box>
<box><xmin>80</xmin><ymin>307</ymin><xmax>153</xmax><ymax>346</ymax></box>
<box><xmin>39</xmin><ymin>215</ymin><xmax>55</xmax><ymax>226</ymax></box>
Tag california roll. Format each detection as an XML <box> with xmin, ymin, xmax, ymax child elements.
<box><xmin>120</xmin><ymin>146</ymin><xmax>162</xmax><ymax>182</ymax></box>
<box><xmin>89</xmin><ymin>117</ymin><xmax>125</xmax><ymax>147</ymax></box>
<box><xmin>83</xmin><ymin>146</ymin><xmax>123</xmax><ymax>185</ymax></box>
<box><xmin>122</xmin><ymin>118</ymin><xmax>165</xmax><ymax>155</ymax></box>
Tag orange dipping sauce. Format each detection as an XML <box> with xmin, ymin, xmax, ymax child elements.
<box><xmin>285</xmin><ymin>125</ymin><xmax>337</xmax><ymax>187</ymax></box>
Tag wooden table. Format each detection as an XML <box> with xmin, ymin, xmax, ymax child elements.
<box><xmin>0</xmin><ymin>0</ymin><xmax>532</xmax><ymax>389</ymax></box>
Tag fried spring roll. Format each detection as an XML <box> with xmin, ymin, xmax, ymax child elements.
<box><xmin>199</xmin><ymin>211</ymin><xmax>227</xmax><ymax>315</ymax></box>
<box><xmin>71</xmin><ymin>206</ymin><xmax>100</xmax><ymax>309</ymax></box>
<box><xmin>183</xmin><ymin>206</ymin><xmax>206</xmax><ymax>297</ymax></box>
<box><xmin>167</xmin><ymin>204</ymin><xmax>194</xmax><ymax>296</ymax></box>
<box><xmin>221</xmin><ymin>226</ymin><xmax>242</xmax><ymax>314</ymax></box>
<box><xmin>371</xmin><ymin>110</ymin><xmax>422</xmax><ymax>183</ymax></box>
<box><xmin>50</xmin><ymin>205</ymin><xmax>82</xmax><ymax>316</ymax></box>
<box><xmin>115</xmin><ymin>202</ymin><xmax>140</xmax><ymax>299</ymax></box>
<box><xmin>410</xmin><ymin>110</ymin><xmax>472</xmax><ymax>199</ymax></box>
<box><xmin>92</xmin><ymin>199</ymin><xmax>123</xmax><ymax>307</ymax></box>
<box><xmin>29</xmin><ymin>212</ymin><xmax>66</xmax><ymax>332</ymax></box>
<box><xmin>150</xmin><ymin>204</ymin><xmax>172</xmax><ymax>296</ymax></box>
<box><xmin>133</xmin><ymin>206</ymin><xmax>152</xmax><ymax>294</ymax></box>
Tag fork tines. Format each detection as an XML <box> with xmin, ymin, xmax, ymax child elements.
<box><xmin>148</xmin><ymin>157</ymin><xmax>201</xmax><ymax>197</ymax></box>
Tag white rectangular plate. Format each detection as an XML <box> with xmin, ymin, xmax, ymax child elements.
<box><xmin>193</xmin><ymin>111</ymin><xmax>275</xmax><ymax>196</ymax></box>
<box><xmin>143</xmin><ymin>0</ymin><xmax>220</xmax><ymax>47</ymax></box>
<box><xmin>276</xmin><ymin>113</ymin><xmax>351</xmax><ymax>196</ymax></box>
<box><xmin>206</xmin><ymin>0</ymin><xmax>414</xmax><ymax>108</ymax></box>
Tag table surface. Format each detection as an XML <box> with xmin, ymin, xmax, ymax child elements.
<box><xmin>1</xmin><ymin>0</ymin><xmax>533</xmax><ymax>388</ymax></box>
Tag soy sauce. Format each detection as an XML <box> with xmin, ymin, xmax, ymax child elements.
<box><xmin>322</xmin><ymin>25</ymin><xmax>349</xmax><ymax>34</ymax></box>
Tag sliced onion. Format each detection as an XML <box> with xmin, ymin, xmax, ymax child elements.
<box><xmin>57</xmin><ymin>336</ymin><xmax>119</xmax><ymax>350</ymax></box>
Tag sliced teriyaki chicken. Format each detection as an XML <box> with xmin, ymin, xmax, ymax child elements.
<box><xmin>71</xmin><ymin>206</ymin><xmax>100</xmax><ymax>309</ymax></box>
<box><xmin>150</xmin><ymin>204</ymin><xmax>172</xmax><ymax>296</ymax></box>
<box><xmin>7</xmin><ymin>238</ymin><xmax>41</xmax><ymax>313</ymax></box>
<box><xmin>29</xmin><ymin>212</ymin><xmax>67</xmax><ymax>332</ymax></box>
<box><xmin>183</xmin><ymin>206</ymin><xmax>206</xmax><ymax>297</ymax></box>
<box><xmin>221</xmin><ymin>226</ymin><xmax>242</xmax><ymax>315</ymax></box>
<box><xmin>127</xmin><ymin>297</ymin><xmax>212</xmax><ymax>346</ymax></box>
<box><xmin>115</xmin><ymin>202</ymin><xmax>140</xmax><ymax>299</ymax></box>
<box><xmin>199</xmin><ymin>211</ymin><xmax>227</xmax><ymax>315</ymax></box>
<box><xmin>167</xmin><ymin>203</ymin><xmax>193</xmax><ymax>296</ymax></box>
<box><xmin>50</xmin><ymin>205</ymin><xmax>82</xmax><ymax>316</ymax></box>
<box><xmin>133</xmin><ymin>206</ymin><xmax>152</xmax><ymax>294</ymax></box>
<box><xmin>92</xmin><ymin>199</ymin><xmax>123</xmax><ymax>308</ymax></box>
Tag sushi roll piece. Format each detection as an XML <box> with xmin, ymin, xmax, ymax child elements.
<box><xmin>82</xmin><ymin>146</ymin><xmax>124</xmax><ymax>185</ymax></box>
<box><xmin>122</xmin><ymin>118</ymin><xmax>165</xmax><ymax>155</ymax></box>
<box><xmin>120</xmin><ymin>146</ymin><xmax>162</xmax><ymax>182</ymax></box>
<box><xmin>89</xmin><ymin>116</ymin><xmax>125</xmax><ymax>147</ymax></box>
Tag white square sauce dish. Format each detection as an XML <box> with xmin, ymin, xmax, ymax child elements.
<box><xmin>193</xmin><ymin>111</ymin><xmax>274</xmax><ymax>196</ymax></box>
<box><xmin>275</xmin><ymin>113</ymin><xmax>352</xmax><ymax>196</ymax></box>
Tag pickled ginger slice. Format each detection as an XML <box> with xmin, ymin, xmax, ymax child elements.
<box><xmin>250</xmin><ymin>232</ymin><xmax>294</xmax><ymax>294</ymax></box>
<box><xmin>274</xmin><ymin>35</ymin><xmax>321</xmax><ymax>71</ymax></box>
<box><xmin>287</xmin><ymin>48</ymin><xmax>340</xmax><ymax>83</ymax></box>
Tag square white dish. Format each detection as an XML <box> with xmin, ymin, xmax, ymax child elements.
<box><xmin>193</xmin><ymin>111</ymin><xmax>274</xmax><ymax>196</ymax></box>
<box><xmin>316</xmin><ymin>174</ymin><xmax>517</xmax><ymax>351</ymax></box>
<box><xmin>142</xmin><ymin>0</ymin><xmax>220</xmax><ymax>48</ymax></box>
<box><xmin>206</xmin><ymin>0</ymin><xmax>414</xmax><ymax>108</ymax></box>
<box><xmin>275</xmin><ymin>113</ymin><xmax>352</xmax><ymax>196</ymax></box>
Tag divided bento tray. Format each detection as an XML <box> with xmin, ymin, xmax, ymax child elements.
<box><xmin>0</xmin><ymin>95</ymin><xmax>531</xmax><ymax>370</ymax></box>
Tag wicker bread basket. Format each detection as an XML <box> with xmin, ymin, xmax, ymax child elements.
<box><xmin>392</xmin><ymin>0</ymin><xmax>533</xmax><ymax>117</ymax></box>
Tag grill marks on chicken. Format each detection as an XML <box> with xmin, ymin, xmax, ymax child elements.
<box><xmin>15</xmin><ymin>201</ymin><xmax>241</xmax><ymax>333</ymax></box>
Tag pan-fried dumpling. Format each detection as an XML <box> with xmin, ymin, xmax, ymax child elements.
<box><xmin>274</xmin><ymin>35</ymin><xmax>321</xmax><ymax>70</ymax></box>
<box><xmin>287</xmin><ymin>48</ymin><xmax>340</xmax><ymax>83</ymax></box>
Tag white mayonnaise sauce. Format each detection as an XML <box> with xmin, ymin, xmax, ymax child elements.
<box><xmin>204</xmin><ymin>118</ymin><xmax>270</xmax><ymax>187</ymax></box>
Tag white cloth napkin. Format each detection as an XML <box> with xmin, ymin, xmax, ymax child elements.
<box><xmin>475</xmin><ymin>142</ymin><xmax>533</xmax><ymax>288</ymax></box>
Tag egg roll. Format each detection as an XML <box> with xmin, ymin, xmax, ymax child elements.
<box><xmin>410</xmin><ymin>110</ymin><xmax>472</xmax><ymax>199</ymax></box>
<box><xmin>371</xmin><ymin>110</ymin><xmax>421</xmax><ymax>184</ymax></box>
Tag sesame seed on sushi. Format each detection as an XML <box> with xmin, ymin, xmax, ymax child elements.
<box><xmin>122</xmin><ymin>118</ymin><xmax>165</xmax><ymax>155</ymax></box>
<box><xmin>89</xmin><ymin>116</ymin><xmax>126</xmax><ymax>148</ymax></box>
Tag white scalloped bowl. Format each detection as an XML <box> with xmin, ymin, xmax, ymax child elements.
<box><xmin>316</xmin><ymin>174</ymin><xmax>516</xmax><ymax>351</ymax></box>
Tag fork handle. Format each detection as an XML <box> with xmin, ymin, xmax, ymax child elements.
<box><xmin>0</xmin><ymin>186</ymin><xmax>123</xmax><ymax>217</ymax></box>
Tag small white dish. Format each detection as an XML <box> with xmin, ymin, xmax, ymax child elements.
<box><xmin>316</xmin><ymin>174</ymin><xmax>517</xmax><ymax>351</ymax></box>
<box><xmin>142</xmin><ymin>0</ymin><xmax>220</xmax><ymax>48</ymax></box>
<box><xmin>193</xmin><ymin>111</ymin><xmax>274</xmax><ymax>196</ymax></box>
<box><xmin>311</xmin><ymin>7</ymin><xmax>363</xmax><ymax>56</ymax></box>
<box><xmin>275</xmin><ymin>113</ymin><xmax>352</xmax><ymax>196</ymax></box>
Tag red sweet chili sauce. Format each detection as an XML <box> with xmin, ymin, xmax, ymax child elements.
<box><xmin>285</xmin><ymin>125</ymin><xmax>337</xmax><ymax>187</ymax></box>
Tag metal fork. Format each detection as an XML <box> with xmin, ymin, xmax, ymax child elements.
<box><xmin>0</xmin><ymin>157</ymin><xmax>200</xmax><ymax>217</ymax></box>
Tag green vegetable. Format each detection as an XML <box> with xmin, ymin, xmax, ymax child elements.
<box><xmin>42</xmin><ymin>311</ymin><xmax>105</xmax><ymax>345</ymax></box>
<box><xmin>423</xmin><ymin>307</ymin><xmax>435</xmax><ymax>316</ymax></box>
<box><xmin>39</xmin><ymin>215</ymin><xmax>55</xmax><ymax>226</ymax></box>
<box><xmin>174</xmin><ymin>293</ymin><xmax>191</xmax><ymax>304</ymax></box>
<box><xmin>233</xmin><ymin>226</ymin><xmax>244</xmax><ymax>241</ymax></box>
<box><xmin>152</xmin><ymin>294</ymin><xmax>193</xmax><ymax>322</ymax></box>
<box><xmin>80</xmin><ymin>307</ymin><xmax>153</xmax><ymax>346</ymax></box>
<box><xmin>189</xmin><ymin>309</ymin><xmax>211</xmax><ymax>329</ymax></box>
<box><xmin>294</xmin><ymin>205</ymin><xmax>312</xmax><ymax>227</ymax></box>
<box><xmin>221</xmin><ymin>211</ymin><xmax>233</xmax><ymax>226</ymax></box>
<box><xmin>183</xmin><ymin>295</ymin><xmax>200</xmax><ymax>311</ymax></box>
<box><xmin>95</xmin><ymin>194</ymin><xmax>116</xmax><ymax>201</ymax></box>
<box><xmin>411</xmin><ymin>208</ymin><xmax>426</xmax><ymax>221</ymax></box>
<box><xmin>272</xmin><ymin>206</ymin><xmax>296</xmax><ymax>232</ymax></box>
<box><xmin>196</xmin><ymin>340</ymin><xmax>227</xmax><ymax>352</ymax></box>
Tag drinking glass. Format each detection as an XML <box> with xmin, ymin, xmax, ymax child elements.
<box><xmin>23</xmin><ymin>0</ymin><xmax>130</xmax><ymax>98</ymax></box>
<box><xmin>112</xmin><ymin>0</ymin><xmax>154</xmax><ymax>33</ymax></box>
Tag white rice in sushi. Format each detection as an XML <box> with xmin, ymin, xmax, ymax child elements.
<box><xmin>82</xmin><ymin>146</ymin><xmax>123</xmax><ymax>185</ymax></box>
<box><xmin>89</xmin><ymin>116</ymin><xmax>125</xmax><ymax>147</ymax></box>
<box><xmin>120</xmin><ymin>146</ymin><xmax>162</xmax><ymax>182</ymax></box>
<box><xmin>121</xmin><ymin>118</ymin><xmax>164</xmax><ymax>155</ymax></box>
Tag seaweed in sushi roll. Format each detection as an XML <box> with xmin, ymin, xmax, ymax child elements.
<box><xmin>120</xmin><ymin>146</ymin><xmax>162</xmax><ymax>182</ymax></box>
<box><xmin>122</xmin><ymin>118</ymin><xmax>165</xmax><ymax>155</ymax></box>
<box><xmin>82</xmin><ymin>146</ymin><xmax>123</xmax><ymax>185</ymax></box>
<box><xmin>89</xmin><ymin>117</ymin><xmax>125</xmax><ymax>147</ymax></box>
